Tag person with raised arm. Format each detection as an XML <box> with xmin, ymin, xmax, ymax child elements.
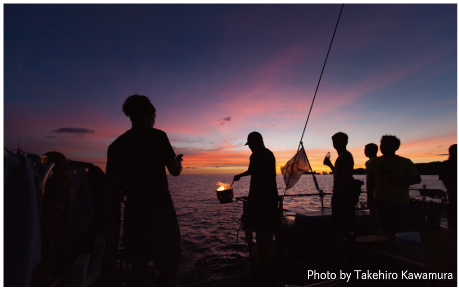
<box><xmin>323</xmin><ymin>132</ymin><xmax>355</xmax><ymax>237</ymax></box>
<box><xmin>106</xmin><ymin>94</ymin><xmax>183</xmax><ymax>286</ymax></box>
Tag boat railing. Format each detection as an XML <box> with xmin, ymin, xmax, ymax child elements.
<box><xmin>236</xmin><ymin>191</ymin><xmax>334</xmax><ymax>213</ymax></box>
<box><xmin>234</xmin><ymin>185</ymin><xmax>448</xmax><ymax>211</ymax></box>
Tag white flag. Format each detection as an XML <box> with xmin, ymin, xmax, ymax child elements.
<box><xmin>281</xmin><ymin>146</ymin><xmax>311</xmax><ymax>190</ymax></box>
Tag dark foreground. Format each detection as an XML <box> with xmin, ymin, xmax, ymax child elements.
<box><xmin>187</xmin><ymin>230</ymin><xmax>456</xmax><ymax>287</ymax></box>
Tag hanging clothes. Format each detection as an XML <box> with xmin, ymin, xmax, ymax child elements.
<box><xmin>49</xmin><ymin>164</ymin><xmax>95</xmax><ymax>281</ymax></box>
<box><xmin>31</xmin><ymin>151</ymin><xmax>73</xmax><ymax>286</ymax></box>
<box><xmin>4</xmin><ymin>150</ymin><xmax>43</xmax><ymax>286</ymax></box>
<box><xmin>86</xmin><ymin>166</ymin><xmax>119</xmax><ymax>286</ymax></box>
<box><xmin>281</xmin><ymin>145</ymin><xmax>311</xmax><ymax>190</ymax></box>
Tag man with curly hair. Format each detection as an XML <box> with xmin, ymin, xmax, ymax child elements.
<box><xmin>107</xmin><ymin>94</ymin><xmax>183</xmax><ymax>286</ymax></box>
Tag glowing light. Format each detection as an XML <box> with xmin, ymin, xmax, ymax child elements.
<box><xmin>216</xmin><ymin>181</ymin><xmax>231</xmax><ymax>191</ymax></box>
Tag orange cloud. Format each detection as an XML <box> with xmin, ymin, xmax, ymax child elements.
<box><xmin>170</xmin><ymin>130</ymin><xmax>456</xmax><ymax>175</ymax></box>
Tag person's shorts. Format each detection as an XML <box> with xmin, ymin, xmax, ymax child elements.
<box><xmin>374</xmin><ymin>199</ymin><xmax>410</xmax><ymax>234</ymax></box>
<box><xmin>241</xmin><ymin>202</ymin><xmax>282</xmax><ymax>231</ymax></box>
<box><xmin>124</xmin><ymin>203</ymin><xmax>181</xmax><ymax>271</ymax></box>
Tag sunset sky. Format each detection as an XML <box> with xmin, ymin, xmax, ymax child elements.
<box><xmin>4</xmin><ymin>4</ymin><xmax>457</xmax><ymax>174</ymax></box>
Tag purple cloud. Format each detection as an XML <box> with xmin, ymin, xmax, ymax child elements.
<box><xmin>51</xmin><ymin>128</ymin><xmax>95</xmax><ymax>134</ymax></box>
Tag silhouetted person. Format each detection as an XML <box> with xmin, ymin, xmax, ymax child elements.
<box><xmin>233</xmin><ymin>132</ymin><xmax>284</xmax><ymax>273</ymax></box>
<box><xmin>366</xmin><ymin>135</ymin><xmax>421</xmax><ymax>236</ymax></box>
<box><xmin>364</xmin><ymin>143</ymin><xmax>379</xmax><ymax>234</ymax></box>
<box><xmin>106</xmin><ymin>94</ymin><xmax>183</xmax><ymax>286</ymax></box>
<box><xmin>323</xmin><ymin>132</ymin><xmax>355</xmax><ymax>263</ymax></box>
<box><xmin>439</xmin><ymin>144</ymin><xmax>457</xmax><ymax>231</ymax></box>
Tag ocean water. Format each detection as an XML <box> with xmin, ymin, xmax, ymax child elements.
<box><xmin>119</xmin><ymin>174</ymin><xmax>447</xmax><ymax>285</ymax></box>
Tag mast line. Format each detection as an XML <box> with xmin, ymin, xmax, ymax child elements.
<box><xmin>283</xmin><ymin>4</ymin><xmax>345</xmax><ymax>199</ymax></box>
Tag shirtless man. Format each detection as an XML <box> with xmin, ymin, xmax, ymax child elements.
<box><xmin>324</xmin><ymin>132</ymin><xmax>355</xmax><ymax>235</ymax></box>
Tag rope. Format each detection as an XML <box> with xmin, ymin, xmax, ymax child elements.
<box><xmin>282</xmin><ymin>4</ymin><xmax>344</xmax><ymax>200</ymax></box>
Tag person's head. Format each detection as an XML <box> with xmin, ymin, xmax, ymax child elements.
<box><xmin>364</xmin><ymin>143</ymin><xmax>378</xmax><ymax>158</ymax></box>
<box><xmin>449</xmin><ymin>144</ymin><xmax>457</xmax><ymax>160</ymax></box>
<box><xmin>245</xmin><ymin>131</ymin><xmax>265</xmax><ymax>152</ymax></box>
<box><xmin>122</xmin><ymin>94</ymin><xmax>156</xmax><ymax>127</ymax></box>
<box><xmin>380</xmin><ymin>135</ymin><xmax>400</xmax><ymax>156</ymax></box>
<box><xmin>331</xmin><ymin>132</ymin><xmax>348</xmax><ymax>151</ymax></box>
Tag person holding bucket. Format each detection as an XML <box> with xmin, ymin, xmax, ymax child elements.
<box><xmin>233</xmin><ymin>131</ymin><xmax>285</xmax><ymax>274</ymax></box>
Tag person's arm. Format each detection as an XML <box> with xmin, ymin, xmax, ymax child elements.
<box><xmin>106</xmin><ymin>168</ymin><xmax>119</xmax><ymax>187</ymax></box>
<box><xmin>233</xmin><ymin>170</ymin><xmax>250</xmax><ymax>182</ymax></box>
<box><xmin>323</xmin><ymin>157</ymin><xmax>335</xmax><ymax>172</ymax></box>
<box><xmin>106</xmin><ymin>145</ymin><xmax>121</xmax><ymax>187</ymax></box>
<box><xmin>162</xmin><ymin>131</ymin><xmax>182</xmax><ymax>177</ymax></box>
<box><xmin>106</xmin><ymin>167</ymin><xmax>126</xmax><ymax>202</ymax></box>
<box><xmin>438</xmin><ymin>161</ymin><xmax>456</xmax><ymax>190</ymax></box>
<box><xmin>166</xmin><ymin>154</ymin><xmax>183</xmax><ymax>177</ymax></box>
<box><xmin>366</xmin><ymin>173</ymin><xmax>375</xmax><ymax>205</ymax></box>
<box><xmin>234</xmin><ymin>155</ymin><xmax>254</xmax><ymax>182</ymax></box>
<box><xmin>386</xmin><ymin>174</ymin><xmax>421</xmax><ymax>186</ymax></box>
<box><xmin>106</xmin><ymin>146</ymin><xmax>125</xmax><ymax>201</ymax></box>
<box><xmin>365</xmin><ymin>160</ymin><xmax>374</xmax><ymax>208</ymax></box>
<box><xmin>386</xmin><ymin>159</ymin><xmax>421</xmax><ymax>186</ymax></box>
<box><xmin>366</xmin><ymin>169</ymin><xmax>381</xmax><ymax>235</ymax></box>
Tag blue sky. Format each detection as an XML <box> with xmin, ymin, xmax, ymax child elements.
<box><xmin>4</xmin><ymin>4</ymin><xmax>457</xmax><ymax>173</ymax></box>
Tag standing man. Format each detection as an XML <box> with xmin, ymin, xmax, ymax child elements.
<box><xmin>324</xmin><ymin>132</ymin><xmax>355</xmax><ymax>237</ymax></box>
<box><xmin>439</xmin><ymin>144</ymin><xmax>457</xmax><ymax>231</ymax></box>
<box><xmin>366</xmin><ymin>135</ymin><xmax>421</xmax><ymax>236</ymax></box>
<box><xmin>106</xmin><ymin>94</ymin><xmax>183</xmax><ymax>286</ymax></box>
<box><xmin>364</xmin><ymin>143</ymin><xmax>379</xmax><ymax>233</ymax></box>
<box><xmin>233</xmin><ymin>132</ymin><xmax>283</xmax><ymax>273</ymax></box>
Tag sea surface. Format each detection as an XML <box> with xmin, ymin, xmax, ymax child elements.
<box><xmin>119</xmin><ymin>174</ymin><xmax>447</xmax><ymax>286</ymax></box>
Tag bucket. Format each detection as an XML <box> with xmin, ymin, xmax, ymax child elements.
<box><xmin>217</xmin><ymin>189</ymin><xmax>233</xmax><ymax>204</ymax></box>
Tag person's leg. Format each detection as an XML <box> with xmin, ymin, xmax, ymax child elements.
<box><xmin>151</xmin><ymin>205</ymin><xmax>182</xmax><ymax>286</ymax></box>
<box><xmin>127</xmin><ymin>254</ymin><xmax>150</xmax><ymax>287</ymax></box>
<box><xmin>273</xmin><ymin>225</ymin><xmax>285</xmax><ymax>252</ymax></box>
<box><xmin>367</xmin><ymin>194</ymin><xmax>380</xmax><ymax>234</ymax></box>
<box><xmin>343</xmin><ymin>200</ymin><xmax>356</xmax><ymax>233</ymax></box>
<box><xmin>331</xmin><ymin>227</ymin><xmax>347</xmax><ymax>264</ymax></box>
<box><xmin>256</xmin><ymin>228</ymin><xmax>271</xmax><ymax>266</ymax></box>
<box><xmin>392</xmin><ymin>203</ymin><xmax>411</xmax><ymax>234</ymax></box>
<box><xmin>331</xmin><ymin>202</ymin><xmax>347</xmax><ymax>264</ymax></box>
<box><xmin>273</xmin><ymin>224</ymin><xmax>289</xmax><ymax>266</ymax></box>
<box><xmin>373</xmin><ymin>199</ymin><xmax>388</xmax><ymax>236</ymax></box>
<box><xmin>124</xmin><ymin>202</ymin><xmax>150</xmax><ymax>287</ymax></box>
<box><xmin>156</xmin><ymin>262</ymin><xmax>179</xmax><ymax>287</ymax></box>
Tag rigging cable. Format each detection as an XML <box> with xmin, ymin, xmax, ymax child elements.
<box><xmin>283</xmin><ymin>4</ymin><xmax>345</xmax><ymax>199</ymax></box>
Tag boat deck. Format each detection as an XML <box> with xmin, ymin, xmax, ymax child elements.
<box><xmin>187</xmin><ymin>230</ymin><xmax>457</xmax><ymax>287</ymax></box>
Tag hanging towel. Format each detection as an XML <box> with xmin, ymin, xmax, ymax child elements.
<box><xmin>281</xmin><ymin>146</ymin><xmax>311</xmax><ymax>190</ymax></box>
